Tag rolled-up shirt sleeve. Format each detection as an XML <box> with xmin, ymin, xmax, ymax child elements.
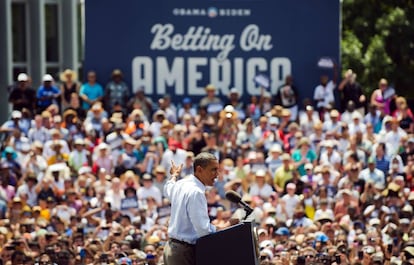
<box><xmin>164</xmin><ymin>179</ymin><xmax>175</xmax><ymax>199</ymax></box>
<box><xmin>188</xmin><ymin>190</ymin><xmax>216</xmax><ymax>238</ymax></box>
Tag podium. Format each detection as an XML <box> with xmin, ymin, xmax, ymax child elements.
<box><xmin>196</xmin><ymin>222</ymin><xmax>259</xmax><ymax>265</ymax></box>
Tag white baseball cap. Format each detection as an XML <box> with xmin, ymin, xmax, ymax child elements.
<box><xmin>42</xmin><ymin>74</ymin><xmax>54</xmax><ymax>82</ymax></box>
<box><xmin>11</xmin><ymin>110</ymin><xmax>22</xmax><ymax>119</ymax></box>
<box><xmin>17</xmin><ymin>73</ymin><xmax>28</xmax><ymax>82</ymax></box>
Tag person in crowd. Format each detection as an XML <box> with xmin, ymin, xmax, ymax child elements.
<box><xmin>281</xmin><ymin>183</ymin><xmax>301</xmax><ymax>219</ymax></box>
<box><xmin>36</xmin><ymin>74</ymin><xmax>61</xmax><ymax>113</ymax></box>
<box><xmin>199</xmin><ymin>84</ymin><xmax>223</xmax><ymax>108</ymax></box>
<box><xmin>127</xmin><ymin>87</ymin><xmax>153</xmax><ymax>117</ymax></box>
<box><xmin>265</xmin><ymin>144</ymin><xmax>283</xmax><ymax>176</ymax></box>
<box><xmin>359</xmin><ymin>157</ymin><xmax>386</xmax><ymax>190</ymax></box>
<box><xmin>323</xmin><ymin>109</ymin><xmax>341</xmax><ymax>134</ymax></box>
<box><xmin>105</xmin><ymin>69</ymin><xmax>130</xmax><ymax>113</ymax></box>
<box><xmin>8</xmin><ymin>73</ymin><xmax>36</xmax><ymax>111</ymax></box>
<box><xmin>393</xmin><ymin>96</ymin><xmax>414</xmax><ymax>119</ymax></box>
<box><xmin>348</xmin><ymin>111</ymin><xmax>367</xmax><ymax>135</ymax></box>
<box><xmin>249</xmin><ymin>169</ymin><xmax>273</xmax><ymax>201</ymax></box>
<box><xmin>1</xmin><ymin>110</ymin><xmax>27</xmax><ymax>137</ymax></box>
<box><xmin>300</xmin><ymin>105</ymin><xmax>320</xmax><ymax>137</ymax></box>
<box><xmin>371</xmin><ymin>78</ymin><xmax>393</xmax><ymax>115</ymax></box>
<box><xmin>217</xmin><ymin>105</ymin><xmax>239</xmax><ymax>147</ymax></box>
<box><xmin>292</xmin><ymin>138</ymin><xmax>317</xmax><ymax>176</ymax></box>
<box><xmin>398</xmin><ymin>104</ymin><xmax>414</xmax><ymax>134</ymax></box>
<box><xmin>60</xmin><ymin>69</ymin><xmax>80</xmax><ymax>110</ymax></box>
<box><xmin>80</xmin><ymin>70</ymin><xmax>104</xmax><ymax>110</ymax></box>
<box><xmin>84</xmin><ymin>102</ymin><xmax>107</xmax><ymax>135</ymax></box>
<box><xmin>225</xmin><ymin>87</ymin><xmax>245</xmax><ymax>120</ymax></box>
<box><xmin>68</xmin><ymin>138</ymin><xmax>90</xmax><ymax>173</ymax></box>
<box><xmin>338</xmin><ymin>69</ymin><xmax>366</xmax><ymax>113</ymax></box>
<box><xmin>273</xmin><ymin>153</ymin><xmax>294</xmax><ymax>194</ymax></box>
<box><xmin>177</xmin><ymin>97</ymin><xmax>197</xmax><ymax>122</ymax></box>
<box><xmin>385</xmin><ymin>117</ymin><xmax>408</xmax><ymax>155</ymax></box>
<box><xmin>116</xmin><ymin>137</ymin><xmax>143</xmax><ymax>175</ymax></box>
<box><xmin>52</xmin><ymin>115</ymin><xmax>69</xmax><ymax>141</ymax></box>
<box><xmin>275</xmin><ymin>75</ymin><xmax>299</xmax><ymax>121</ymax></box>
<box><xmin>364</xmin><ymin>104</ymin><xmax>382</xmax><ymax>133</ymax></box>
<box><xmin>313</xmin><ymin>75</ymin><xmax>336</xmax><ymax>116</ymax></box>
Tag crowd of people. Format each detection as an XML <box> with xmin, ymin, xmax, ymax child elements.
<box><xmin>2</xmin><ymin>68</ymin><xmax>414</xmax><ymax>265</ymax></box>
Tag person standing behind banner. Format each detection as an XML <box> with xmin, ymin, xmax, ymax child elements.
<box><xmin>199</xmin><ymin>84</ymin><xmax>223</xmax><ymax>109</ymax></box>
<box><xmin>79</xmin><ymin>71</ymin><xmax>104</xmax><ymax>111</ymax></box>
<box><xmin>275</xmin><ymin>75</ymin><xmax>299</xmax><ymax>121</ymax></box>
<box><xmin>59</xmin><ymin>69</ymin><xmax>80</xmax><ymax>110</ymax></box>
<box><xmin>8</xmin><ymin>73</ymin><xmax>36</xmax><ymax>111</ymax></box>
<box><xmin>104</xmin><ymin>69</ymin><xmax>130</xmax><ymax>112</ymax></box>
<box><xmin>36</xmin><ymin>74</ymin><xmax>61</xmax><ymax>113</ymax></box>
<box><xmin>163</xmin><ymin>152</ymin><xmax>237</xmax><ymax>265</ymax></box>
<box><xmin>313</xmin><ymin>75</ymin><xmax>336</xmax><ymax>115</ymax></box>
<box><xmin>370</xmin><ymin>78</ymin><xmax>393</xmax><ymax>115</ymax></box>
<box><xmin>338</xmin><ymin>69</ymin><xmax>365</xmax><ymax>113</ymax></box>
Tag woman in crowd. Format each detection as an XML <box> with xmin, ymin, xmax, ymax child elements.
<box><xmin>60</xmin><ymin>69</ymin><xmax>80</xmax><ymax>110</ymax></box>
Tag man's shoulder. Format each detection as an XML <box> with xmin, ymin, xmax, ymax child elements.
<box><xmin>281</xmin><ymin>193</ymin><xmax>290</xmax><ymax>199</ymax></box>
<box><xmin>16</xmin><ymin>184</ymin><xmax>28</xmax><ymax>192</ymax></box>
<box><xmin>327</xmin><ymin>80</ymin><xmax>336</xmax><ymax>89</ymax></box>
<box><xmin>105</xmin><ymin>81</ymin><xmax>115</xmax><ymax>88</ymax></box>
<box><xmin>314</xmin><ymin>84</ymin><xmax>323</xmax><ymax>91</ymax></box>
<box><xmin>37</xmin><ymin>86</ymin><xmax>46</xmax><ymax>92</ymax></box>
<box><xmin>274</xmin><ymin>166</ymin><xmax>283</xmax><ymax>174</ymax></box>
<box><xmin>180</xmin><ymin>176</ymin><xmax>204</xmax><ymax>192</ymax></box>
<box><xmin>149</xmin><ymin>185</ymin><xmax>161</xmax><ymax>193</ymax></box>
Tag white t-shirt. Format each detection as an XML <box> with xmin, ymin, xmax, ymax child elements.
<box><xmin>314</xmin><ymin>81</ymin><xmax>336</xmax><ymax>108</ymax></box>
<box><xmin>138</xmin><ymin>185</ymin><xmax>162</xmax><ymax>205</ymax></box>
<box><xmin>319</xmin><ymin>150</ymin><xmax>342</xmax><ymax>166</ymax></box>
<box><xmin>161</xmin><ymin>149</ymin><xmax>187</xmax><ymax>174</ymax></box>
<box><xmin>105</xmin><ymin>189</ymin><xmax>124</xmax><ymax>210</ymax></box>
<box><xmin>314</xmin><ymin>208</ymin><xmax>334</xmax><ymax>222</ymax></box>
<box><xmin>52</xmin><ymin>205</ymin><xmax>76</xmax><ymax>224</ymax></box>
<box><xmin>385</xmin><ymin>130</ymin><xmax>407</xmax><ymax>155</ymax></box>
<box><xmin>281</xmin><ymin>194</ymin><xmax>300</xmax><ymax>219</ymax></box>
<box><xmin>249</xmin><ymin>183</ymin><xmax>273</xmax><ymax>200</ymax></box>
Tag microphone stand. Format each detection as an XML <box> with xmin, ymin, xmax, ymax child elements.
<box><xmin>240</xmin><ymin>203</ymin><xmax>253</xmax><ymax>221</ymax></box>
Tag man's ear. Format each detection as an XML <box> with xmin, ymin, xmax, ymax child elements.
<box><xmin>194</xmin><ymin>165</ymin><xmax>199</xmax><ymax>173</ymax></box>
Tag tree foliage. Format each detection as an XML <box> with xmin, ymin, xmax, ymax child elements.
<box><xmin>342</xmin><ymin>0</ymin><xmax>414</xmax><ymax>97</ymax></box>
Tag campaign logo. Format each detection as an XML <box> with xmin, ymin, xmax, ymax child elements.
<box><xmin>172</xmin><ymin>7</ymin><xmax>250</xmax><ymax>17</ymax></box>
<box><xmin>208</xmin><ymin>7</ymin><xmax>218</xmax><ymax>18</ymax></box>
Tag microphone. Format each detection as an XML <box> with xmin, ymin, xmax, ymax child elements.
<box><xmin>225</xmin><ymin>190</ymin><xmax>254</xmax><ymax>217</ymax></box>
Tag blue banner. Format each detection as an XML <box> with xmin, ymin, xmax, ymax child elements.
<box><xmin>85</xmin><ymin>0</ymin><xmax>340</xmax><ymax>104</ymax></box>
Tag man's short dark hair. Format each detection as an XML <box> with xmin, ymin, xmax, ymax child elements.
<box><xmin>194</xmin><ymin>152</ymin><xmax>217</xmax><ymax>169</ymax></box>
<box><xmin>121</xmin><ymin>215</ymin><xmax>131</xmax><ymax>222</ymax></box>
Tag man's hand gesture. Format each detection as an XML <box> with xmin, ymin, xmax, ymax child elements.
<box><xmin>170</xmin><ymin>160</ymin><xmax>183</xmax><ymax>179</ymax></box>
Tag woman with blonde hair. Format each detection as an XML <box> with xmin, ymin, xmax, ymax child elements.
<box><xmin>370</xmin><ymin>78</ymin><xmax>394</xmax><ymax>115</ymax></box>
<box><xmin>393</xmin><ymin>96</ymin><xmax>414</xmax><ymax>119</ymax></box>
<box><xmin>60</xmin><ymin>69</ymin><xmax>79</xmax><ymax>110</ymax></box>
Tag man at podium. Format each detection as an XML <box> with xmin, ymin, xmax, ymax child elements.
<box><xmin>163</xmin><ymin>152</ymin><xmax>237</xmax><ymax>265</ymax></box>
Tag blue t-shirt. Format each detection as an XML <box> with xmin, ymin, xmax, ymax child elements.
<box><xmin>80</xmin><ymin>82</ymin><xmax>104</xmax><ymax>109</ymax></box>
<box><xmin>37</xmin><ymin>85</ymin><xmax>60</xmax><ymax>107</ymax></box>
